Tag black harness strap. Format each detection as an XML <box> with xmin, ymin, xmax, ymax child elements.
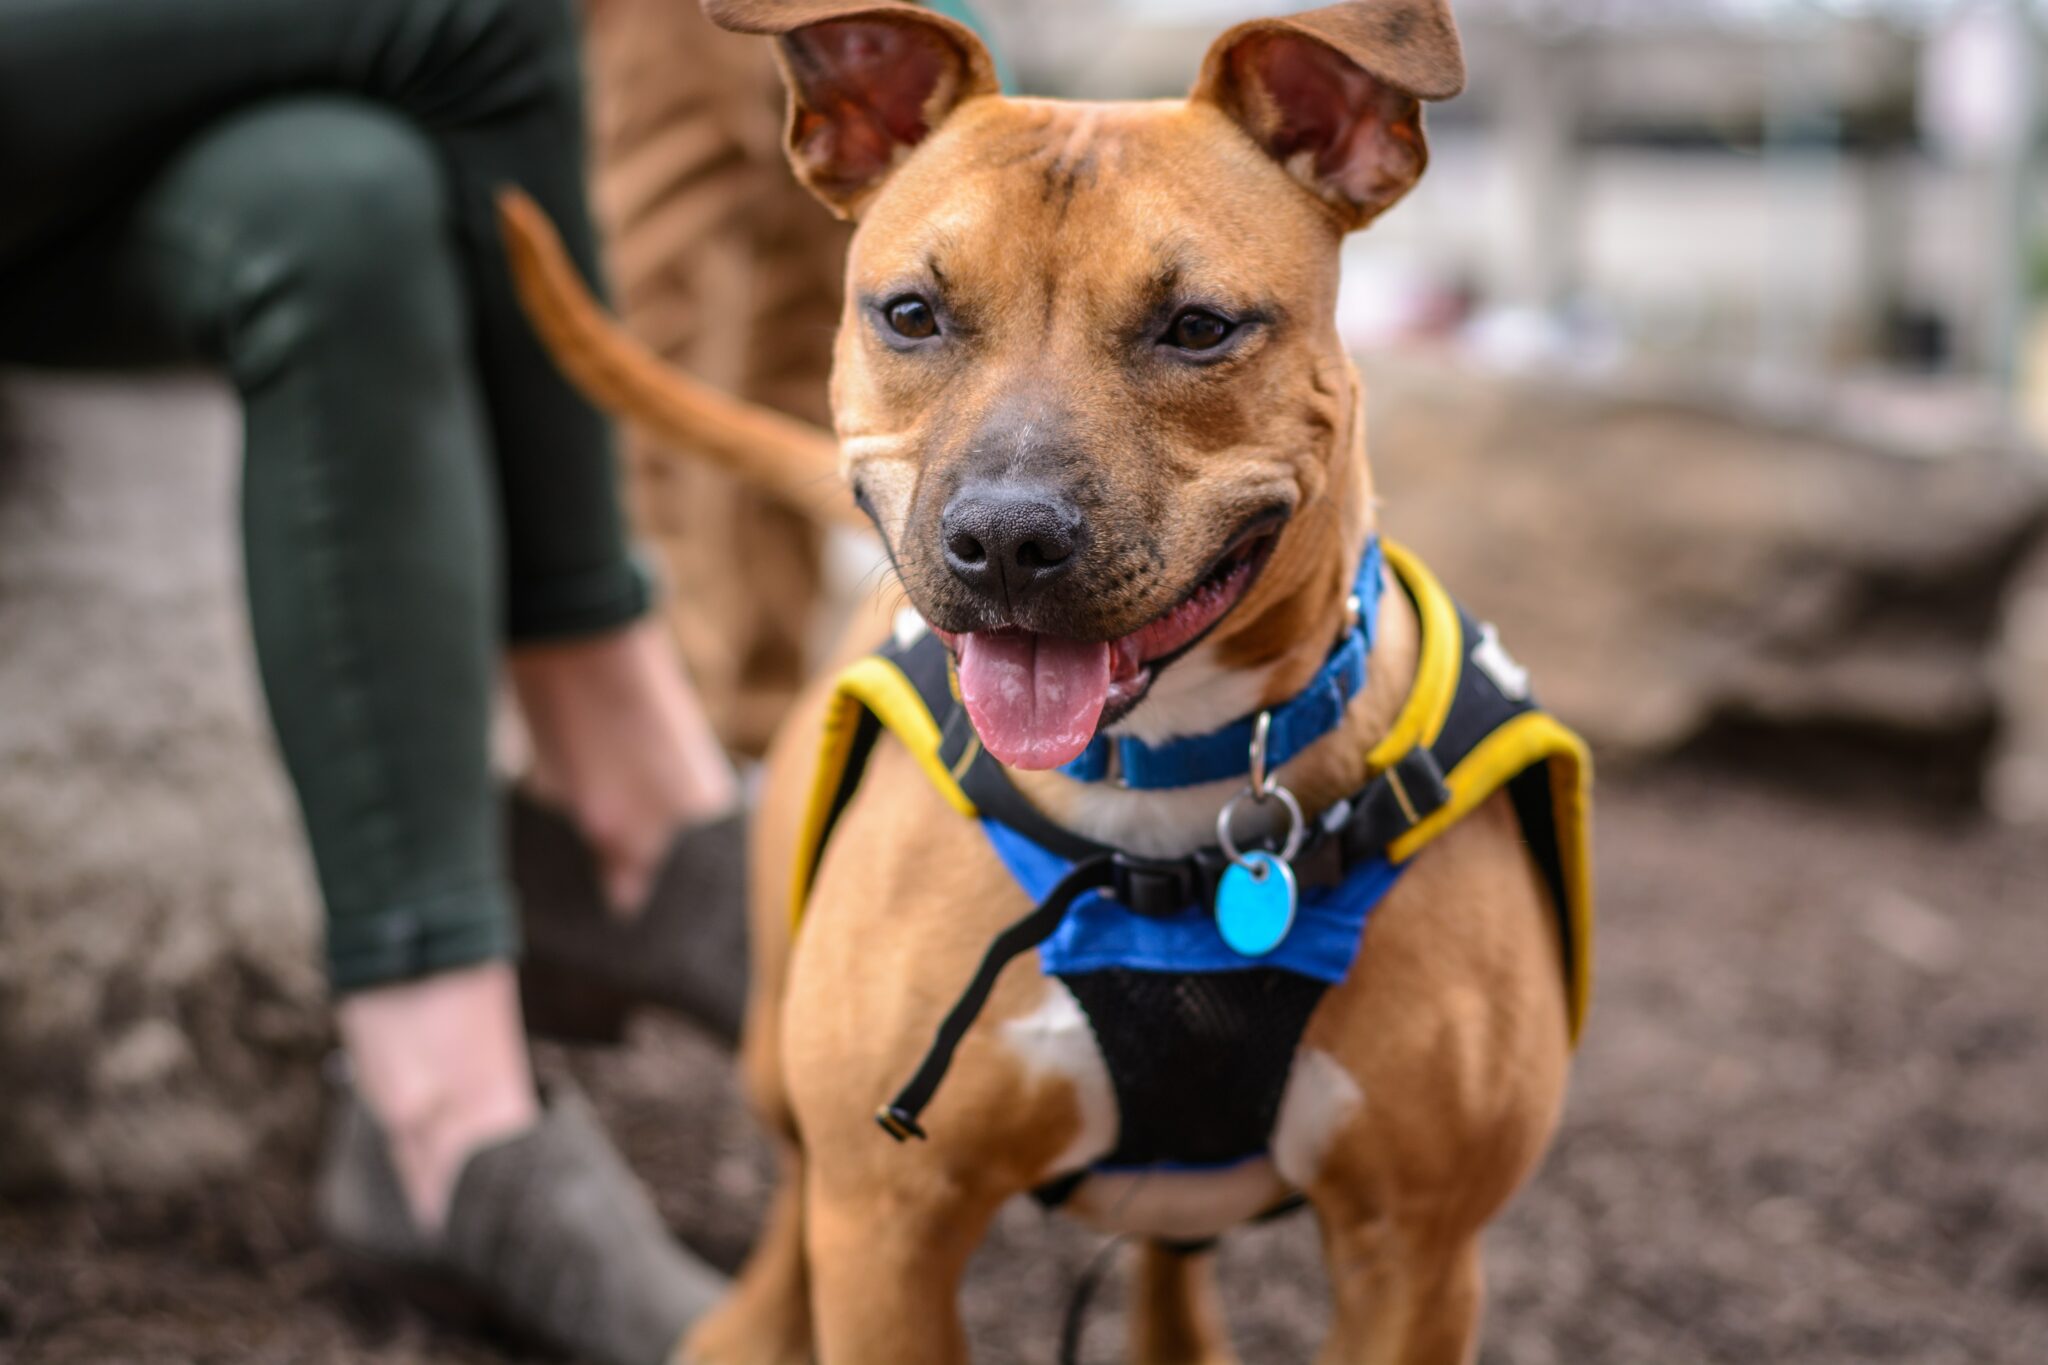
<box><xmin>856</xmin><ymin>591</ymin><xmax>1577</xmax><ymax>1150</ymax></box>
<box><xmin>877</xmin><ymin>854</ymin><xmax>1116</xmax><ymax>1141</ymax></box>
<box><xmin>867</xmin><ymin>622</ymin><xmax>1465</xmax><ymax>1146</ymax></box>
<box><xmin>865</xmin><ymin>628</ymin><xmax>1469</xmax><ymax>916</ymax></box>
<box><xmin>803</xmin><ymin>706</ymin><xmax>884</xmax><ymax>908</ymax></box>
<box><xmin>939</xmin><ymin>705</ymin><xmax>1108</xmax><ymax>862</ymax></box>
<box><xmin>1153</xmin><ymin>1192</ymin><xmax>1311</xmax><ymax>1255</ymax></box>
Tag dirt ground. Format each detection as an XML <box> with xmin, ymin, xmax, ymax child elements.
<box><xmin>6</xmin><ymin>775</ymin><xmax>2046</xmax><ymax>1365</ymax></box>
<box><xmin>3</xmin><ymin>378</ymin><xmax>2047</xmax><ymax>1364</ymax></box>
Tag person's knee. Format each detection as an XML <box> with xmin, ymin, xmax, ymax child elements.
<box><xmin>418</xmin><ymin>0</ymin><xmax>585</xmax><ymax>127</ymax></box>
<box><xmin>473</xmin><ymin>0</ymin><xmax>583</xmax><ymax>96</ymax></box>
<box><xmin>283</xmin><ymin>108</ymin><xmax>449</xmax><ymax>282</ymax></box>
<box><xmin>170</xmin><ymin>100</ymin><xmax>464</xmax><ymax>382</ymax></box>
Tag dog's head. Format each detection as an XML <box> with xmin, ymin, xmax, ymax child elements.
<box><xmin>711</xmin><ymin>0</ymin><xmax>1463</xmax><ymax>769</ymax></box>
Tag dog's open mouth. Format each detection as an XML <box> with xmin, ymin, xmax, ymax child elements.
<box><xmin>934</xmin><ymin>515</ymin><xmax>1283</xmax><ymax>770</ymax></box>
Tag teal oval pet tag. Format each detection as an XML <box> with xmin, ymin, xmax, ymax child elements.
<box><xmin>1215</xmin><ymin>851</ymin><xmax>1298</xmax><ymax>957</ymax></box>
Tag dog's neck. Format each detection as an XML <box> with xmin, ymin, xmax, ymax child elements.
<box><xmin>1011</xmin><ymin>364</ymin><xmax>1417</xmax><ymax>858</ymax></box>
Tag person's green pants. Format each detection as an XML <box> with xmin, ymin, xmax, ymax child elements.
<box><xmin>0</xmin><ymin>0</ymin><xmax>649</xmax><ymax>991</ymax></box>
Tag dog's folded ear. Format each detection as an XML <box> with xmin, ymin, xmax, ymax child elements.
<box><xmin>1192</xmin><ymin>0</ymin><xmax>1464</xmax><ymax>231</ymax></box>
<box><xmin>703</xmin><ymin>1</ymin><xmax>1000</xmax><ymax>219</ymax></box>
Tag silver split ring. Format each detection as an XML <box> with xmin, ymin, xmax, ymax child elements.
<box><xmin>1217</xmin><ymin>781</ymin><xmax>1305</xmax><ymax>866</ymax></box>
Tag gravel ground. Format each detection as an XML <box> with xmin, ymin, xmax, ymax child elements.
<box><xmin>3</xmin><ymin>767</ymin><xmax>2043</xmax><ymax>1365</ymax></box>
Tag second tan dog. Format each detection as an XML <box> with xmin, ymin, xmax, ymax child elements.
<box><xmin>503</xmin><ymin>2</ymin><xmax>1592</xmax><ymax>1360</ymax></box>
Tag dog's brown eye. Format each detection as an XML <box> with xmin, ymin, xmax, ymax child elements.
<box><xmin>886</xmin><ymin>296</ymin><xmax>938</xmax><ymax>340</ymax></box>
<box><xmin>1166</xmin><ymin>309</ymin><xmax>1233</xmax><ymax>351</ymax></box>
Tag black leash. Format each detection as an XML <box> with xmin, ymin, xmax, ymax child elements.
<box><xmin>876</xmin><ymin>854</ymin><xmax>1116</xmax><ymax>1141</ymax></box>
<box><xmin>1057</xmin><ymin>1236</ymin><xmax>1128</xmax><ymax>1365</ymax></box>
<box><xmin>1054</xmin><ymin>1204</ymin><xmax>1312</xmax><ymax>1365</ymax></box>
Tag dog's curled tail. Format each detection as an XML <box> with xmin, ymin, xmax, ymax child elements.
<box><xmin>496</xmin><ymin>188</ymin><xmax>863</xmax><ymax>529</ymax></box>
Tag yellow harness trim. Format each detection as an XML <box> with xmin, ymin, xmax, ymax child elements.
<box><xmin>791</xmin><ymin>541</ymin><xmax>1595</xmax><ymax>1041</ymax></box>
<box><xmin>1386</xmin><ymin>709</ymin><xmax>1594</xmax><ymax>1041</ymax></box>
<box><xmin>790</xmin><ymin>653</ymin><xmax>976</xmax><ymax>926</ymax></box>
<box><xmin>1367</xmin><ymin>542</ymin><xmax>1461</xmax><ymax>767</ymax></box>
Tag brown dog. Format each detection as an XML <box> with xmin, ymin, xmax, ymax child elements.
<box><xmin>503</xmin><ymin>2</ymin><xmax>1585</xmax><ymax>1360</ymax></box>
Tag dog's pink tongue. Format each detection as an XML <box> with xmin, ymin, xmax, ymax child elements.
<box><xmin>955</xmin><ymin>630</ymin><xmax>1111</xmax><ymax>770</ymax></box>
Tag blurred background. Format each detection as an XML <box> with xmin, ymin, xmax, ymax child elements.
<box><xmin>1020</xmin><ymin>0</ymin><xmax>2040</xmax><ymax>426</ymax></box>
<box><xmin>3</xmin><ymin>1</ymin><xmax>2046</xmax><ymax>1362</ymax></box>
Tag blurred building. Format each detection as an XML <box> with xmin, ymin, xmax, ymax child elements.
<box><xmin>978</xmin><ymin>0</ymin><xmax>2044</xmax><ymax>443</ymax></box>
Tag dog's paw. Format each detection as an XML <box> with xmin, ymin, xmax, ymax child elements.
<box><xmin>675</xmin><ymin>1315</ymin><xmax>813</xmax><ymax>1365</ymax></box>
<box><xmin>672</xmin><ymin>1346</ymin><xmax>812</xmax><ymax>1365</ymax></box>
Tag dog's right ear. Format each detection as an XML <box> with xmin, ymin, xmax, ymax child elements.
<box><xmin>704</xmin><ymin>1</ymin><xmax>1000</xmax><ymax>219</ymax></box>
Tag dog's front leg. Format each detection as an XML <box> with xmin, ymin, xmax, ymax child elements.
<box><xmin>1313</xmin><ymin>1212</ymin><xmax>1482</xmax><ymax>1365</ymax></box>
<box><xmin>802</xmin><ymin>1162</ymin><xmax>1001</xmax><ymax>1365</ymax></box>
<box><xmin>678</xmin><ymin>1142</ymin><xmax>812</xmax><ymax>1365</ymax></box>
<box><xmin>1131</xmin><ymin>1242</ymin><xmax>1240</xmax><ymax>1365</ymax></box>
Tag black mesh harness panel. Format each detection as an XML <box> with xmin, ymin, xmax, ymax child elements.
<box><xmin>796</xmin><ymin>547</ymin><xmax>1593</xmax><ymax>1188</ymax></box>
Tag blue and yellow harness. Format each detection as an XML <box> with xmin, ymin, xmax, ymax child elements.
<box><xmin>791</xmin><ymin>539</ymin><xmax>1593</xmax><ymax>1186</ymax></box>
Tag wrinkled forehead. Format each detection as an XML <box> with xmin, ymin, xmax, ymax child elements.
<box><xmin>848</xmin><ymin>97</ymin><xmax>1340</xmax><ymax>306</ymax></box>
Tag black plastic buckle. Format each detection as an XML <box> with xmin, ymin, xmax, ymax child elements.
<box><xmin>1110</xmin><ymin>853</ymin><xmax>1197</xmax><ymax>917</ymax></box>
<box><xmin>875</xmin><ymin>1105</ymin><xmax>928</xmax><ymax>1142</ymax></box>
<box><xmin>1340</xmin><ymin>748</ymin><xmax>1453</xmax><ymax>864</ymax></box>
<box><xmin>1391</xmin><ymin>748</ymin><xmax>1452</xmax><ymax>822</ymax></box>
<box><xmin>1288</xmin><ymin>829</ymin><xmax>1344</xmax><ymax>888</ymax></box>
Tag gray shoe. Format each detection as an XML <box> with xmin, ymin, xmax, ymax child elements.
<box><xmin>511</xmin><ymin>790</ymin><xmax>749</xmax><ymax>1048</ymax></box>
<box><xmin>316</xmin><ymin>1080</ymin><xmax>724</xmax><ymax>1365</ymax></box>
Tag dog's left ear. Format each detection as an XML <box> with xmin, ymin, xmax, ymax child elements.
<box><xmin>1192</xmin><ymin>0</ymin><xmax>1464</xmax><ymax>231</ymax></box>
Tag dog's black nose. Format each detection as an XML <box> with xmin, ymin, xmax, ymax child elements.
<box><xmin>941</xmin><ymin>484</ymin><xmax>1083</xmax><ymax>605</ymax></box>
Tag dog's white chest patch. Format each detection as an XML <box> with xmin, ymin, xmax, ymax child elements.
<box><xmin>1271</xmin><ymin>1048</ymin><xmax>1365</xmax><ymax>1187</ymax></box>
<box><xmin>1000</xmin><ymin>980</ymin><xmax>1117</xmax><ymax>1174</ymax></box>
<box><xmin>1064</xmin><ymin>1160</ymin><xmax>1292</xmax><ymax>1243</ymax></box>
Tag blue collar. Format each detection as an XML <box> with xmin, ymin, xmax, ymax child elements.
<box><xmin>1059</xmin><ymin>537</ymin><xmax>1385</xmax><ymax>790</ymax></box>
